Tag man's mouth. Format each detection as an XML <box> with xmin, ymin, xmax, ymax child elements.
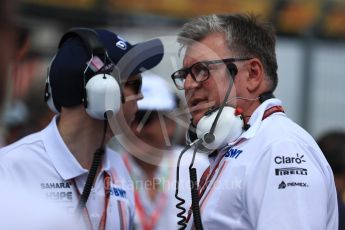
<box><xmin>189</xmin><ymin>99</ymin><xmax>215</xmax><ymax>112</ymax></box>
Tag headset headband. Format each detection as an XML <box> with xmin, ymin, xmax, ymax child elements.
<box><xmin>58</xmin><ymin>28</ymin><xmax>106</xmax><ymax>56</ymax></box>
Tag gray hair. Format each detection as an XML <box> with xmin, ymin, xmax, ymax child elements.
<box><xmin>178</xmin><ymin>13</ymin><xmax>278</xmax><ymax>91</ymax></box>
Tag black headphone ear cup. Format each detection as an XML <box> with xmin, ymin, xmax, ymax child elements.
<box><xmin>46</xmin><ymin>84</ymin><xmax>60</xmax><ymax>113</ymax></box>
<box><xmin>44</xmin><ymin>55</ymin><xmax>60</xmax><ymax>114</ymax></box>
<box><xmin>227</xmin><ymin>63</ymin><xmax>238</xmax><ymax>77</ymax></box>
<box><xmin>44</xmin><ymin>75</ymin><xmax>60</xmax><ymax>114</ymax></box>
<box><xmin>46</xmin><ymin>28</ymin><xmax>124</xmax><ymax>119</ymax></box>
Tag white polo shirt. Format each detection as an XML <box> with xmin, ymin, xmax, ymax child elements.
<box><xmin>120</xmin><ymin>147</ymin><xmax>209</xmax><ymax>230</ymax></box>
<box><xmin>0</xmin><ymin>116</ymin><xmax>135</xmax><ymax>230</ymax></box>
<box><xmin>186</xmin><ymin>99</ymin><xmax>338</xmax><ymax>230</ymax></box>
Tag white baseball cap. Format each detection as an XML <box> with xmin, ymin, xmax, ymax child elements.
<box><xmin>138</xmin><ymin>72</ymin><xmax>177</xmax><ymax>111</ymax></box>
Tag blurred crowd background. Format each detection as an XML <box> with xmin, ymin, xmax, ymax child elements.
<box><xmin>1</xmin><ymin>0</ymin><xmax>345</xmax><ymax>166</ymax></box>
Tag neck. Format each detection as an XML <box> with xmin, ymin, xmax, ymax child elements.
<box><xmin>57</xmin><ymin>107</ymin><xmax>109</xmax><ymax>170</ymax></box>
<box><xmin>133</xmin><ymin>157</ymin><xmax>159</xmax><ymax>178</ymax></box>
<box><xmin>132</xmin><ymin>156</ymin><xmax>162</xmax><ymax>201</ymax></box>
<box><xmin>241</xmin><ymin>100</ymin><xmax>261</xmax><ymax>123</ymax></box>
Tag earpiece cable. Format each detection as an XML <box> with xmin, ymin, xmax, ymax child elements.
<box><xmin>175</xmin><ymin>139</ymin><xmax>200</xmax><ymax>229</ymax></box>
<box><xmin>189</xmin><ymin>140</ymin><xmax>204</xmax><ymax>230</ymax></box>
<box><xmin>207</xmin><ymin>76</ymin><xmax>234</xmax><ymax>137</ymax></box>
<box><xmin>76</xmin><ymin>118</ymin><xmax>107</xmax><ymax>213</ymax></box>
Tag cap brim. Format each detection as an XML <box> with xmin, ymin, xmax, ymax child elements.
<box><xmin>114</xmin><ymin>38</ymin><xmax>164</xmax><ymax>81</ymax></box>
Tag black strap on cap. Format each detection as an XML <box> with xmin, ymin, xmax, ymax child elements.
<box><xmin>58</xmin><ymin>28</ymin><xmax>106</xmax><ymax>56</ymax></box>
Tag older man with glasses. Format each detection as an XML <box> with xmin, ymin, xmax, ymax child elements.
<box><xmin>170</xmin><ymin>13</ymin><xmax>338</xmax><ymax>230</ymax></box>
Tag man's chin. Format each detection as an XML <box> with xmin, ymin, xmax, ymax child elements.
<box><xmin>191</xmin><ymin>112</ymin><xmax>205</xmax><ymax>126</ymax></box>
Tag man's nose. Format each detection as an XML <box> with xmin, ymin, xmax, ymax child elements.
<box><xmin>184</xmin><ymin>74</ymin><xmax>199</xmax><ymax>90</ymax></box>
<box><xmin>136</xmin><ymin>92</ymin><xmax>144</xmax><ymax>101</ymax></box>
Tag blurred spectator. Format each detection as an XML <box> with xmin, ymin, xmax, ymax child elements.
<box><xmin>318</xmin><ymin>131</ymin><xmax>345</xmax><ymax>230</ymax></box>
<box><xmin>111</xmin><ymin>72</ymin><xmax>208</xmax><ymax>230</ymax></box>
<box><xmin>0</xmin><ymin>0</ymin><xmax>17</xmax><ymax>104</ymax></box>
<box><xmin>2</xmin><ymin>26</ymin><xmax>52</xmax><ymax>145</ymax></box>
<box><xmin>3</xmin><ymin>77</ymin><xmax>54</xmax><ymax>144</ymax></box>
<box><xmin>0</xmin><ymin>0</ymin><xmax>17</xmax><ymax>144</ymax></box>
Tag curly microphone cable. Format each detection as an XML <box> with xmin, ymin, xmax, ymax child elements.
<box><xmin>188</xmin><ymin>139</ymin><xmax>204</xmax><ymax>230</ymax></box>
<box><xmin>185</xmin><ymin>63</ymin><xmax>237</xmax><ymax>229</ymax></box>
<box><xmin>175</xmin><ymin>139</ymin><xmax>201</xmax><ymax>229</ymax></box>
<box><xmin>76</xmin><ymin>119</ymin><xmax>107</xmax><ymax>212</ymax></box>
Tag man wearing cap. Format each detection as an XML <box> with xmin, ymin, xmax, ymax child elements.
<box><xmin>111</xmin><ymin>73</ymin><xmax>208</xmax><ymax>230</ymax></box>
<box><xmin>0</xmin><ymin>28</ymin><xmax>164</xmax><ymax>229</ymax></box>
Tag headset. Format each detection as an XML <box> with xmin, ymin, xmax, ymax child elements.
<box><xmin>44</xmin><ymin>28</ymin><xmax>122</xmax><ymax>120</ymax></box>
<box><xmin>185</xmin><ymin>63</ymin><xmax>275</xmax><ymax>153</ymax></box>
<box><xmin>176</xmin><ymin>61</ymin><xmax>276</xmax><ymax>229</ymax></box>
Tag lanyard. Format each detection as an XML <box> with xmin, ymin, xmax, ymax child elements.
<box><xmin>186</xmin><ymin>105</ymin><xmax>285</xmax><ymax>224</ymax></box>
<box><xmin>123</xmin><ymin>155</ymin><xmax>171</xmax><ymax>230</ymax></box>
<box><xmin>134</xmin><ymin>189</ymin><xmax>168</xmax><ymax>230</ymax></box>
<box><xmin>73</xmin><ymin>171</ymin><xmax>111</xmax><ymax>230</ymax></box>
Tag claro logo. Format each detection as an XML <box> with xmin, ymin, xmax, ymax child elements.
<box><xmin>274</xmin><ymin>153</ymin><xmax>306</xmax><ymax>164</ymax></box>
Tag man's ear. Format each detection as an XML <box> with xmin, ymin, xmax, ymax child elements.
<box><xmin>246</xmin><ymin>58</ymin><xmax>264</xmax><ymax>92</ymax></box>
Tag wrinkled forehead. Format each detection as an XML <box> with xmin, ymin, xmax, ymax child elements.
<box><xmin>182</xmin><ymin>33</ymin><xmax>231</xmax><ymax>67</ymax></box>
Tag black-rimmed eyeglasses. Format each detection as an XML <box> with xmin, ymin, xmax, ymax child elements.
<box><xmin>171</xmin><ymin>57</ymin><xmax>252</xmax><ymax>90</ymax></box>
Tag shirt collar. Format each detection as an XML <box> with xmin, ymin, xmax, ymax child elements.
<box><xmin>41</xmin><ymin>116</ymin><xmax>87</xmax><ymax>181</ymax></box>
<box><xmin>228</xmin><ymin>98</ymin><xmax>284</xmax><ymax>144</ymax></box>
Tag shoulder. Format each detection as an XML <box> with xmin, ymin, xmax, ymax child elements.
<box><xmin>244</xmin><ymin>136</ymin><xmax>335</xmax><ymax>202</ymax></box>
<box><xmin>0</xmin><ymin>131</ymin><xmax>48</xmax><ymax>183</ymax></box>
<box><xmin>0</xmin><ymin>131</ymin><xmax>44</xmax><ymax>161</ymax></box>
<box><xmin>252</xmin><ymin>113</ymin><xmax>328</xmax><ymax>166</ymax></box>
<box><xmin>243</xmin><ymin>115</ymin><xmax>334</xmax><ymax>190</ymax></box>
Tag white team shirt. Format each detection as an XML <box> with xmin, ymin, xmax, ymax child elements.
<box><xmin>121</xmin><ymin>147</ymin><xmax>209</xmax><ymax>230</ymax></box>
<box><xmin>186</xmin><ymin>98</ymin><xmax>338</xmax><ymax>230</ymax></box>
<box><xmin>0</xmin><ymin>116</ymin><xmax>135</xmax><ymax>230</ymax></box>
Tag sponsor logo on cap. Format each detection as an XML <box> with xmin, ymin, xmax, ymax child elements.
<box><xmin>116</xmin><ymin>40</ymin><xmax>127</xmax><ymax>50</ymax></box>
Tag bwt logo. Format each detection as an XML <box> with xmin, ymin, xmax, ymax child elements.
<box><xmin>274</xmin><ymin>153</ymin><xmax>306</xmax><ymax>164</ymax></box>
<box><xmin>224</xmin><ymin>148</ymin><xmax>243</xmax><ymax>159</ymax></box>
<box><xmin>110</xmin><ymin>187</ymin><xmax>126</xmax><ymax>198</ymax></box>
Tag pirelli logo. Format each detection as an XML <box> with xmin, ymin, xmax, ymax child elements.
<box><xmin>275</xmin><ymin>167</ymin><xmax>308</xmax><ymax>176</ymax></box>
